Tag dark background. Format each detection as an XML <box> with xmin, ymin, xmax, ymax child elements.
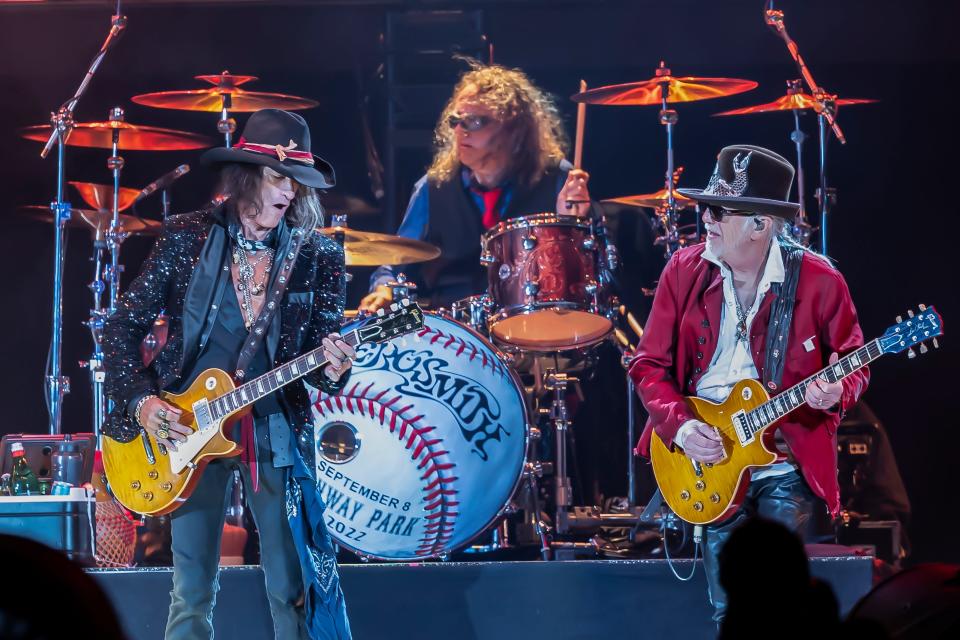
<box><xmin>1</xmin><ymin>1</ymin><xmax>956</xmax><ymax>562</ymax></box>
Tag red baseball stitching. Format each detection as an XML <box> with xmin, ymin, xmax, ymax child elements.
<box><xmin>416</xmin><ymin>326</ymin><xmax>507</xmax><ymax>379</ymax></box>
<box><xmin>314</xmin><ymin>381</ymin><xmax>459</xmax><ymax>557</ymax></box>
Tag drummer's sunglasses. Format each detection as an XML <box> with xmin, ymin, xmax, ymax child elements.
<box><xmin>447</xmin><ymin>113</ymin><xmax>492</xmax><ymax>132</ymax></box>
<box><xmin>700</xmin><ymin>204</ymin><xmax>755</xmax><ymax>222</ymax></box>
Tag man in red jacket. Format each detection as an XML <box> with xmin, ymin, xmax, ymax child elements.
<box><xmin>629</xmin><ymin>145</ymin><xmax>869</xmax><ymax>622</ymax></box>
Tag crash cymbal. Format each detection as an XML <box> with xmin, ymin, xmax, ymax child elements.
<box><xmin>69</xmin><ymin>182</ymin><xmax>141</xmax><ymax>213</ymax></box>
<box><xmin>571</xmin><ymin>62</ymin><xmax>757</xmax><ymax>106</ymax></box>
<box><xmin>18</xmin><ymin>205</ymin><xmax>162</xmax><ymax>238</ymax></box>
<box><xmin>713</xmin><ymin>93</ymin><xmax>877</xmax><ymax>116</ymax></box>
<box><xmin>316</xmin><ymin>227</ymin><xmax>440</xmax><ymax>266</ymax></box>
<box><xmin>19</xmin><ymin>122</ymin><xmax>213</xmax><ymax>151</ymax></box>
<box><xmin>603</xmin><ymin>188</ymin><xmax>696</xmax><ymax>210</ymax></box>
<box><xmin>132</xmin><ymin>71</ymin><xmax>319</xmax><ymax>113</ymax></box>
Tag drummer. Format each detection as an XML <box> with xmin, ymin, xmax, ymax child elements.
<box><xmin>360</xmin><ymin>59</ymin><xmax>593</xmax><ymax>312</ymax></box>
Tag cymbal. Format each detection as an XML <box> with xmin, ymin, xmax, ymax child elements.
<box><xmin>69</xmin><ymin>182</ymin><xmax>141</xmax><ymax>212</ymax></box>
<box><xmin>603</xmin><ymin>188</ymin><xmax>697</xmax><ymax>210</ymax></box>
<box><xmin>132</xmin><ymin>71</ymin><xmax>319</xmax><ymax>113</ymax></box>
<box><xmin>18</xmin><ymin>205</ymin><xmax>162</xmax><ymax>238</ymax></box>
<box><xmin>20</xmin><ymin>122</ymin><xmax>213</xmax><ymax>151</ymax></box>
<box><xmin>316</xmin><ymin>227</ymin><xmax>440</xmax><ymax>266</ymax></box>
<box><xmin>714</xmin><ymin>93</ymin><xmax>877</xmax><ymax>116</ymax></box>
<box><xmin>572</xmin><ymin>64</ymin><xmax>757</xmax><ymax>106</ymax></box>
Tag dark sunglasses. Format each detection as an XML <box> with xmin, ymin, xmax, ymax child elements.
<box><xmin>700</xmin><ymin>204</ymin><xmax>755</xmax><ymax>222</ymax></box>
<box><xmin>447</xmin><ymin>113</ymin><xmax>492</xmax><ymax>132</ymax></box>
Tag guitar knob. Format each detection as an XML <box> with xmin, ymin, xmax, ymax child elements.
<box><xmin>908</xmin><ymin>348</ymin><xmax>916</xmax><ymax>359</ymax></box>
<box><xmin>679</xmin><ymin>490</ymin><xmax>691</xmax><ymax>501</ymax></box>
<box><xmin>147</xmin><ymin>470</ymin><xmax>159</xmax><ymax>480</ymax></box>
<box><xmin>693</xmin><ymin>501</ymin><xmax>704</xmax><ymax>512</ymax></box>
<box><xmin>710</xmin><ymin>493</ymin><xmax>721</xmax><ymax>503</ymax></box>
<box><xmin>160</xmin><ymin>482</ymin><xmax>173</xmax><ymax>492</ymax></box>
<box><xmin>130</xmin><ymin>480</ymin><xmax>141</xmax><ymax>490</ymax></box>
<box><xmin>142</xmin><ymin>492</ymin><xmax>154</xmax><ymax>501</ymax></box>
<box><xmin>695</xmin><ymin>480</ymin><xmax>706</xmax><ymax>491</ymax></box>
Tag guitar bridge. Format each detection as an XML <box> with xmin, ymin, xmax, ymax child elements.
<box><xmin>732</xmin><ymin>410</ymin><xmax>753</xmax><ymax>446</ymax></box>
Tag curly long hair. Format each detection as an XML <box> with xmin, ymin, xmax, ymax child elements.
<box><xmin>427</xmin><ymin>59</ymin><xmax>568</xmax><ymax>189</ymax></box>
<box><xmin>216</xmin><ymin>163</ymin><xmax>325</xmax><ymax>231</ymax></box>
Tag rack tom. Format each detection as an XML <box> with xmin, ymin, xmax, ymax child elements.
<box><xmin>481</xmin><ymin>212</ymin><xmax>612</xmax><ymax>351</ymax></box>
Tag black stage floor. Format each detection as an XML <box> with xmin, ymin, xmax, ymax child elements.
<box><xmin>90</xmin><ymin>551</ymin><xmax>874</xmax><ymax>639</ymax></box>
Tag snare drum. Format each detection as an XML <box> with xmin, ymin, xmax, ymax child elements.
<box><xmin>481</xmin><ymin>212</ymin><xmax>612</xmax><ymax>351</ymax></box>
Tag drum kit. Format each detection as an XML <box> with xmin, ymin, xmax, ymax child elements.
<box><xmin>20</xmin><ymin>5</ymin><xmax>876</xmax><ymax>564</ymax></box>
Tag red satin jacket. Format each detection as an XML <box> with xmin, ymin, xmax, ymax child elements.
<box><xmin>629</xmin><ymin>244</ymin><xmax>869</xmax><ymax>515</ymax></box>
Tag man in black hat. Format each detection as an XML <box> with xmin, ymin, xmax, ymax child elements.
<box><xmin>103</xmin><ymin>109</ymin><xmax>354</xmax><ymax>639</ymax></box>
<box><xmin>628</xmin><ymin>145</ymin><xmax>870</xmax><ymax>622</ymax></box>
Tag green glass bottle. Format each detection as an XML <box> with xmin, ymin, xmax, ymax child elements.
<box><xmin>11</xmin><ymin>443</ymin><xmax>41</xmax><ymax>496</ymax></box>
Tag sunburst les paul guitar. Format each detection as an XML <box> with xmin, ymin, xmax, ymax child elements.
<box><xmin>650</xmin><ymin>305</ymin><xmax>943</xmax><ymax>526</ymax></box>
<box><xmin>102</xmin><ymin>300</ymin><xmax>424</xmax><ymax>515</ymax></box>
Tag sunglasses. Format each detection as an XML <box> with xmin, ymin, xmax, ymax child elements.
<box><xmin>700</xmin><ymin>204</ymin><xmax>755</xmax><ymax>222</ymax></box>
<box><xmin>447</xmin><ymin>113</ymin><xmax>492</xmax><ymax>132</ymax></box>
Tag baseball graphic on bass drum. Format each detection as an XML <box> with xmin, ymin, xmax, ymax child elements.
<box><xmin>308</xmin><ymin>312</ymin><xmax>530</xmax><ymax>560</ymax></box>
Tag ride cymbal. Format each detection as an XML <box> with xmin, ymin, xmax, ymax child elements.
<box><xmin>20</xmin><ymin>122</ymin><xmax>213</xmax><ymax>151</ymax></box>
<box><xmin>132</xmin><ymin>71</ymin><xmax>318</xmax><ymax>113</ymax></box>
<box><xmin>572</xmin><ymin>62</ymin><xmax>757</xmax><ymax>106</ymax></box>
<box><xmin>316</xmin><ymin>227</ymin><xmax>440</xmax><ymax>266</ymax></box>
<box><xmin>714</xmin><ymin>92</ymin><xmax>877</xmax><ymax>116</ymax></box>
<box><xmin>603</xmin><ymin>188</ymin><xmax>696</xmax><ymax>210</ymax></box>
<box><xmin>18</xmin><ymin>205</ymin><xmax>162</xmax><ymax>238</ymax></box>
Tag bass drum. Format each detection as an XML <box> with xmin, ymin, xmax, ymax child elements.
<box><xmin>309</xmin><ymin>312</ymin><xmax>529</xmax><ymax>560</ymax></box>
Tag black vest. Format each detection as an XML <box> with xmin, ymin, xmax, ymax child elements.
<box><xmin>421</xmin><ymin>165</ymin><xmax>566</xmax><ymax>308</ymax></box>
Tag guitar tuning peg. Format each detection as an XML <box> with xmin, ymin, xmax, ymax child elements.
<box><xmin>896</xmin><ymin>315</ymin><xmax>903</xmax><ymax>323</ymax></box>
<box><xmin>933</xmin><ymin>338</ymin><xmax>940</xmax><ymax>349</ymax></box>
<box><xmin>919</xmin><ymin>304</ymin><xmax>927</xmax><ymax>311</ymax></box>
<box><xmin>401</xmin><ymin>298</ymin><xmax>410</xmax><ymax>306</ymax></box>
<box><xmin>908</xmin><ymin>310</ymin><xmax>915</xmax><ymax>318</ymax></box>
<box><xmin>376</xmin><ymin>308</ymin><xmax>385</xmax><ymax>317</ymax></box>
<box><xmin>907</xmin><ymin>348</ymin><xmax>916</xmax><ymax>359</ymax></box>
<box><xmin>919</xmin><ymin>343</ymin><xmax>928</xmax><ymax>354</ymax></box>
<box><xmin>389</xmin><ymin>303</ymin><xmax>399</xmax><ymax>312</ymax></box>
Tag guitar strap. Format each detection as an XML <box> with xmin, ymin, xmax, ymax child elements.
<box><xmin>763</xmin><ymin>244</ymin><xmax>804</xmax><ymax>391</ymax></box>
<box><xmin>232</xmin><ymin>226</ymin><xmax>307</xmax><ymax>492</ymax></box>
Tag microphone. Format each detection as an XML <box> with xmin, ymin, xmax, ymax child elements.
<box><xmin>135</xmin><ymin>164</ymin><xmax>189</xmax><ymax>202</ymax></box>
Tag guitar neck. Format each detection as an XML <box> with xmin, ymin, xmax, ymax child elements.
<box><xmin>208</xmin><ymin>329</ymin><xmax>362</xmax><ymax>421</ymax></box>
<box><xmin>743</xmin><ymin>338</ymin><xmax>882</xmax><ymax>437</ymax></box>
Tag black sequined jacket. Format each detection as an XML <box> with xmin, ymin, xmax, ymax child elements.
<box><xmin>102</xmin><ymin>206</ymin><xmax>349</xmax><ymax>447</ymax></box>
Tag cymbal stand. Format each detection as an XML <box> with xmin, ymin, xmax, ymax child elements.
<box><xmin>543</xmin><ymin>368</ymin><xmax>576</xmax><ymax>534</ymax></box>
<box><xmin>219</xmin><ymin>92</ymin><xmax>236</xmax><ymax>148</ymax></box>
<box><xmin>652</xmin><ymin>62</ymin><xmax>682</xmax><ymax>258</ymax></box>
<box><xmin>765</xmin><ymin>4</ymin><xmax>844</xmax><ymax>255</ymax></box>
<box><xmin>786</xmin><ymin>80</ymin><xmax>815</xmax><ymax>247</ymax></box>
<box><xmin>81</xmin><ymin>227</ymin><xmax>111</xmax><ymax>440</ymax></box>
<box><xmin>37</xmin><ymin>9</ymin><xmax>127</xmax><ymax>435</ymax></box>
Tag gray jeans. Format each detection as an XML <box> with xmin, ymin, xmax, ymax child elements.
<box><xmin>702</xmin><ymin>470</ymin><xmax>818</xmax><ymax>623</ymax></box>
<box><xmin>165</xmin><ymin>422</ymin><xmax>306</xmax><ymax>640</ymax></box>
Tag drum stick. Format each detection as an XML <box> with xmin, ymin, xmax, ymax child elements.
<box><xmin>573</xmin><ymin>79</ymin><xmax>586</xmax><ymax>170</ymax></box>
<box><xmin>619</xmin><ymin>304</ymin><xmax>644</xmax><ymax>338</ymax></box>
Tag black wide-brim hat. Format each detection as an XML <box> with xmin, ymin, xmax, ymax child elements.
<box><xmin>201</xmin><ymin>109</ymin><xmax>335</xmax><ymax>189</ymax></box>
<box><xmin>678</xmin><ymin>144</ymin><xmax>799</xmax><ymax>219</ymax></box>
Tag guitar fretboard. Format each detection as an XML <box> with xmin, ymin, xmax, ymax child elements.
<box><xmin>208</xmin><ymin>330</ymin><xmax>361</xmax><ymax>421</ymax></box>
<box><xmin>739</xmin><ymin>339</ymin><xmax>882</xmax><ymax>440</ymax></box>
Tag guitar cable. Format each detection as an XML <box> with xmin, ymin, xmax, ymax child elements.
<box><xmin>660</xmin><ymin>503</ymin><xmax>702</xmax><ymax>581</ymax></box>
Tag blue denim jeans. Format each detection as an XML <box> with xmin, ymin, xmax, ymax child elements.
<box><xmin>165</xmin><ymin>433</ymin><xmax>306</xmax><ymax>639</ymax></box>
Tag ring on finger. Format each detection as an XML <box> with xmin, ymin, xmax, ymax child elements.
<box><xmin>156</xmin><ymin>427</ymin><xmax>169</xmax><ymax>440</ymax></box>
<box><xmin>158</xmin><ymin>408</ymin><xmax>167</xmax><ymax>420</ymax></box>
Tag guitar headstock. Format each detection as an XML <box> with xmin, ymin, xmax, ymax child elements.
<box><xmin>879</xmin><ymin>304</ymin><xmax>943</xmax><ymax>358</ymax></box>
<box><xmin>355</xmin><ymin>299</ymin><xmax>425</xmax><ymax>345</ymax></box>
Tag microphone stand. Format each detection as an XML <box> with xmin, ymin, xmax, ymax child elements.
<box><xmin>39</xmin><ymin>10</ymin><xmax>127</xmax><ymax>435</ymax></box>
<box><xmin>765</xmin><ymin>4</ymin><xmax>844</xmax><ymax>256</ymax></box>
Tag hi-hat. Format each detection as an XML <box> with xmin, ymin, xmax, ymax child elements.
<box><xmin>603</xmin><ymin>188</ymin><xmax>697</xmax><ymax>210</ymax></box>
<box><xmin>572</xmin><ymin>65</ymin><xmax>757</xmax><ymax>105</ymax></box>
<box><xmin>132</xmin><ymin>71</ymin><xmax>319</xmax><ymax>113</ymax></box>
<box><xmin>316</xmin><ymin>227</ymin><xmax>440</xmax><ymax>266</ymax></box>
<box><xmin>69</xmin><ymin>182</ymin><xmax>141</xmax><ymax>212</ymax></box>
<box><xmin>20</xmin><ymin>122</ymin><xmax>213</xmax><ymax>151</ymax></box>
<box><xmin>714</xmin><ymin>92</ymin><xmax>877</xmax><ymax>116</ymax></box>
<box><xmin>18</xmin><ymin>205</ymin><xmax>162</xmax><ymax>239</ymax></box>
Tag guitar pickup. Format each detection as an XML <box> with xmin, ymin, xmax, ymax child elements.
<box><xmin>193</xmin><ymin>398</ymin><xmax>212</xmax><ymax>432</ymax></box>
<box><xmin>732</xmin><ymin>411</ymin><xmax>753</xmax><ymax>446</ymax></box>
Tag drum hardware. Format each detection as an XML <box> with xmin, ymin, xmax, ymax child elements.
<box><xmin>25</xmin><ymin>8</ymin><xmax>127</xmax><ymax>435</ymax></box>
<box><xmin>131</xmin><ymin>71</ymin><xmax>319</xmax><ymax>148</ymax></box>
<box><xmin>69</xmin><ymin>182</ymin><xmax>141</xmax><ymax>214</ymax></box>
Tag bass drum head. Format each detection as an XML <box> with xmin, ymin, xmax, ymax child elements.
<box><xmin>308</xmin><ymin>312</ymin><xmax>529</xmax><ymax>560</ymax></box>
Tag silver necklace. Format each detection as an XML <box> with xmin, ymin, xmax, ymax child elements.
<box><xmin>233</xmin><ymin>246</ymin><xmax>274</xmax><ymax>329</ymax></box>
<box><xmin>733</xmin><ymin>294</ymin><xmax>749</xmax><ymax>343</ymax></box>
